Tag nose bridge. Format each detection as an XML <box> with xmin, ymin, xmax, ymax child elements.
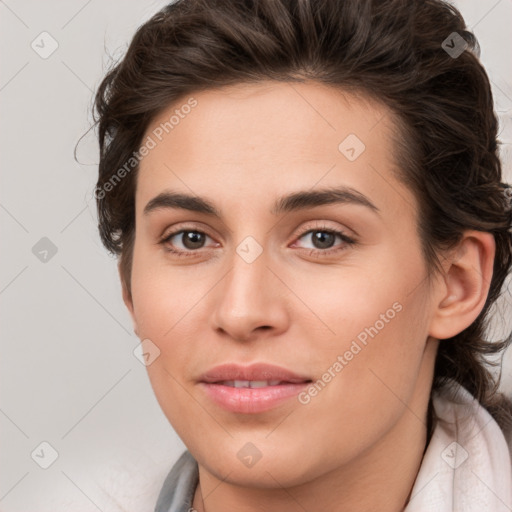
<box><xmin>211</xmin><ymin>235</ymin><xmax>287</xmax><ymax>340</ymax></box>
<box><xmin>222</xmin><ymin>239</ymin><xmax>272</xmax><ymax>311</ymax></box>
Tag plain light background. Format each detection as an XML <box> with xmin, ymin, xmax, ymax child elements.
<box><xmin>1</xmin><ymin>0</ymin><xmax>511</xmax><ymax>510</ymax></box>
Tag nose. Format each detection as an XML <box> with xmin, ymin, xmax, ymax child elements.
<box><xmin>211</xmin><ymin>245</ymin><xmax>289</xmax><ymax>343</ymax></box>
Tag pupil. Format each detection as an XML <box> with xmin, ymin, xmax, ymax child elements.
<box><xmin>183</xmin><ymin>231</ymin><xmax>204</xmax><ymax>249</ymax></box>
<box><xmin>313</xmin><ymin>231</ymin><xmax>334</xmax><ymax>249</ymax></box>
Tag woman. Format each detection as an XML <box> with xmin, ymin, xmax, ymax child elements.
<box><xmin>93</xmin><ymin>0</ymin><xmax>512</xmax><ymax>510</ymax></box>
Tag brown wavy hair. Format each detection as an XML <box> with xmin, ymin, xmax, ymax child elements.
<box><xmin>92</xmin><ymin>0</ymin><xmax>512</xmax><ymax>436</ymax></box>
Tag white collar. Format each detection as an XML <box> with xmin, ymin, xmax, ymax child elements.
<box><xmin>405</xmin><ymin>380</ymin><xmax>512</xmax><ymax>511</ymax></box>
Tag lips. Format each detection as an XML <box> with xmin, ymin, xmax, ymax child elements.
<box><xmin>198</xmin><ymin>363</ymin><xmax>312</xmax><ymax>414</ymax></box>
<box><xmin>199</xmin><ymin>362</ymin><xmax>312</xmax><ymax>384</ymax></box>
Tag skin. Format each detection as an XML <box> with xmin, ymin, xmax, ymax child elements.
<box><xmin>120</xmin><ymin>80</ymin><xmax>495</xmax><ymax>512</ymax></box>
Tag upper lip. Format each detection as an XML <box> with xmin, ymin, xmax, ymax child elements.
<box><xmin>199</xmin><ymin>363</ymin><xmax>312</xmax><ymax>384</ymax></box>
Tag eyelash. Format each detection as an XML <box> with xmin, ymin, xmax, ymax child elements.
<box><xmin>159</xmin><ymin>224</ymin><xmax>356</xmax><ymax>259</ymax></box>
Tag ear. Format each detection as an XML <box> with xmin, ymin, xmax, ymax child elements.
<box><xmin>118</xmin><ymin>261</ymin><xmax>139</xmax><ymax>337</ymax></box>
<box><xmin>428</xmin><ymin>231</ymin><xmax>495</xmax><ymax>340</ymax></box>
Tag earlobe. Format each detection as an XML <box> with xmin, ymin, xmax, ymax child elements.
<box><xmin>428</xmin><ymin>231</ymin><xmax>495</xmax><ymax>340</ymax></box>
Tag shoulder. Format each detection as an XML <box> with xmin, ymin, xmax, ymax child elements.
<box><xmin>405</xmin><ymin>380</ymin><xmax>512</xmax><ymax>511</ymax></box>
<box><xmin>433</xmin><ymin>380</ymin><xmax>512</xmax><ymax>460</ymax></box>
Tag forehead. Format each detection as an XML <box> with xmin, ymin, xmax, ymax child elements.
<box><xmin>142</xmin><ymin>80</ymin><xmax>393</xmax><ymax>159</ymax></box>
<box><xmin>136</xmin><ymin>80</ymin><xmax>412</xmax><ymax>219</ymax></box>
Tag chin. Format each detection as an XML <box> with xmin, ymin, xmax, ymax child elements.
<box><xmin>190</xmin><ymin>435</ymin><xmax>331</xmax><ymax>489</ymax></box>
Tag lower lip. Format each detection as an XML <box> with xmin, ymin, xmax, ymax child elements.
<box><xmin>199</xmin><ymin>382</ymin><xmax>310</xmax><ymax>414</ymax></box>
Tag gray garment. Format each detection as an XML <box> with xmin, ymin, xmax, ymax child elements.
<box><xmin>155</xmin><ymin>450</ymin><xmax>199</xmax><ymax>512</ymax></box>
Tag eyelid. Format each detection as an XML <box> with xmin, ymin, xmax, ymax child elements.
<box><xmin>159</xmin><ymin>222</ymin><xmax>217</xmax><ymax>243</ymax></box>
<box><xmin>290</xmin><ymin>220</ymin><xmax>357</xmax><ymax>242</ymax></box>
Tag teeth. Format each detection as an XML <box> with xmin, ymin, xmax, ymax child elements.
<box><xmin>220</xmin><ymin>380</ymin><xmax>282</xmax><ymax>388</ymax></box>
<box><xmin>249</xmin><ymin>380</ymin><xmax>279</xmax><ymax>388</ymax></box>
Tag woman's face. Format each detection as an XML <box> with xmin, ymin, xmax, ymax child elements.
<box><xmin>126</xmin><ymin>81</ymin><xmax>440</xmax><ymax>486</ymax></box>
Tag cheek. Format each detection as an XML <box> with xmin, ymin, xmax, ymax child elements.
<box><xmin>296</xmin><ymin>243</ymin><xmax>428</xmax><ymax>353</ymax></box>
<box><xmin>129</xmin><ymin>259</ymin><xmax>204</xmax><ymax>429</ymax></box>
<box><xmin>129</xmin><ymin>239</ymin><xmax>201</xmax><ymax>336</ymax></box>
<box><xmin>280</xmin><ymin>276</ymin><xmax>432</xmax><ymax>470</ymax></box>
<box><xmin>129</xmin><ymin>244</ymin><xmax>219</xmax><ymax>387</ymax></box>
<box><xmin>300</xmin><ymin>246</ymin><xmax>431</xmax><ymax>405</ymax></box>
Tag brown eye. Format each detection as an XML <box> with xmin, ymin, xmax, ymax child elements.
<box><xmin>160</xmin><ymin>229</ymin><xmax>215</xmax><ymax>255</ymax></box>
<box><xmin>177</xmin><ymin>231</ymin><xmax>207</xmax><ymax>250</ymax></box>
<box><xmin>308</xmin><ymin>231</ymin><xmax>337</xmax><ymax>249</ymax></box>
<box><xmin>294</xmin><ymin>228</ymin><xmax>355</xmax><ymax>256</ymax></box>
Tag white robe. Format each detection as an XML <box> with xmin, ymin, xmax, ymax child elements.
<box><xmin>404</xmin><ymin>380</ymin><xmax>512</xmax><ymax>511</ymax></box>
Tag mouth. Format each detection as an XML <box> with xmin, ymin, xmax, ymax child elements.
<box><xmin>198</xmin><ymin>363</ymin><xmax>312</xmax><ymax>414</ymax></box>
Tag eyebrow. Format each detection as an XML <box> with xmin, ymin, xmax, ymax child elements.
<box><xmin>143</xmin><ymin>186</ymin><xmax>380</xmax><ymax>218</ymax></box>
